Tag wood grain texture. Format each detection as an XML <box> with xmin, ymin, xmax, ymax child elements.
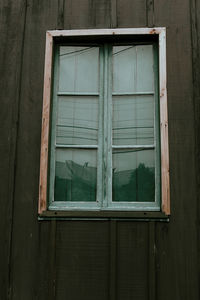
<box><xmin>55</xmin><ymin>221</ymin><xmax>110</xmax><ymax>300</ymax></box>
<box><xmin>154</xmin><ymin>0</ymin><xmax>199</xmax><ymax>298</ymax></box>
<box><xmin>0</xmin><ymin>1</ymin><xmax>200</xmax><ymax>299</ymax></box>
<box><xmin>64</xmin><ymin>0</ymin><xmax>111</xmax><ymax>29</ymax></box>
<box><xmin>8</xmin><ymin>1</ymin><xmax>58</xmax><ymax>299</ymax></box>
<box><xmin>116</xmin><ymin>222</ymin><xmax>149</xmax><ymax>300</ymax></box>
<box><xmin>190</xmin><ymin>0</ymin><xmax>200</xmax><ymax>294</ymax></box>
<box><xmin>117</xmin><ymin>0</ymin><xmax>146</xmax><ymax>27</ymax></box>
<box><xmin>159</xmin><ymin>29</ymin><xmax>170</xmax><ymax>215</ymax></box>
<box><xmin>39</xmin><ymin>31</ymin><xmax>53</xmax><ymax>214</ymax></box>
<box><xmin>0</xmin><ymin>1</ymin><xmax>27</xmax><ymax>298</ymax></box>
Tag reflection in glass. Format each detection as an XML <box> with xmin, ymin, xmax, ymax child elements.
<box><xmin>112</xmin><ymin>149</ymin><xmax>155</xmax><ymax>202</ymax></box>
<box><xmin>55</xmin><ymin>149</ymin><xmax>97</xmax><ymax>202</ymax></box>
<box><xmin>59</xmin><ymin>47</ymin><xmax>99</xmax><ymax>93</ymax></box>
<box><xmin>112</xmin><ymin>45</ymin><xmax>154</xmax><ymax>93</ymax></box>
<box><xmin>56</xmin><ymin>96</ymin><xmax>98</xmax><ymax>145</ymax></box>
<box><xmin>112</xmin><ymin>95</ymin><xmax>154</xmax><ymax>145</ymax></box>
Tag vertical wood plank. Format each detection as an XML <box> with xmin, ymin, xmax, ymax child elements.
<box><xmin>8</xmin><ymin>1</ymin><xmax>58</xmax><ymax>299</ymax></box>
<box><xmin>64</xmin><ymin>0</ymin><xmax>111</xmax><ymax>29</ymax></box>
<box><xmin>146</xmin><ymin>0</ymin><xmax>155</xmax><ymax>27</ymax></box>
<box><xmin>57</xmin><ymin>0</ymin><xmax>64</xmax><ymax>29</ymax></box>
<box><xmin>148</xmin><ymin>222</ymin><xmax>156</xmax><ymax>300</ymax></box>
<box><xmin>117</xmin><ymin>222</ymin><xmax>149</xmax><ymax>300</ymax></box>
<box><xmin>190</xmin><ymin>0</ymin><xmax>200</xmax><ymax>292</ymax></box>
<box><xmin>55</xmin><ymin>221</ymin><xmax>110</xmax><ymax>300</ymax></box>
<box><xmin>0</xmin><ymin>1</ymin><xmax>27</xmax><ymax>298</ymax></box>
<box><xmin>109</xmin><ymin>220</ymin><xmax>117</xmax><ymax>300</ymax></box>
<box><xmin>154</xmin><ymin>0</ymin><xmax>199</xmax><ymax>298</ymax></box>
<box><xmin>117</xmin><ymin>0</ymin><xmax>146</xmax><ymax>28</ymax></box>
<box><xmin>111</xmin><ymin>0</ymin><xmax>117</xmax><ymax>27</ymax></box>
<box><xmin>47</xmin><ymin>221</ymin><xmax>57</xmax><ymax>300</ymax></box>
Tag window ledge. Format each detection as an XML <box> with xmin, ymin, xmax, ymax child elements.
<box><xmin>38</xmin><ymin>210</ymin><xmax>170</xmax><ymax>221</ymax></box>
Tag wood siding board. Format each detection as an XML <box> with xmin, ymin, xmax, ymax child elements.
<box><xmin>117</xmin><ymin>222</ymin><xmax>149</xmax><ymax>300</ymax></box>
<box><xmin>64</xmin><ymin>0</ymin><xmax>111</xmax><ymax>30</ymax></box>
<box><xmin>190</xmin><ymin>0</ymin><xmax>200</xmax><ymax>297</ymax></box>
<box><xmin>55</xmin><ymin>221</ymin><xmax>110</xmax><ymax>300</ymax></box>
<box><xmin>47</xmin><ymin>221</ymin><xmax>57</xmax><ymax>300</ymax></box>
<box><xmin>109</xmin><ymin>220</ymin><xmax>117</xmax><ymax>300</ymax></box>
<box><xmin>117</xmin><ymin>0</ymin><xmax>147</xmax><ymax>28</ymax></box>
<box><xmin>148</xmin><ymin>221</ymin><xmax>156</xmax><ymax>300</ymax></box>
<box><xmin>57</xmin><ymin>0</ymin><xmax>64</xmax><ymax>29</ymax></box>
<box><xmin>154</xmin><ymin>0</ymin><xmax>199</xmax><ymax>298</ymax></box>
<box><xmin>8</xmin><ymin>1</ymin><xmax>58</xmax><ymax>299</ymax></box>
<box><xmin>0</xmin><ymin>0</ymin><xmax>27</xmax><ymax>298</ymax></box>
<box><xmin>111</xmin><ymin>0</ymin><xmax>117</xmax><ymax>28</ymax></box>
<box><xmin>0</xmin><ymin>1</ymin><xmax>199</xmax><ymax>299</ymax></box>
<box><xmin>146</xmin><ymin>0</ymin><xmax>155</xmax><ymax>28</ymax></box>
<box><xmin>190</xmin><ymin>0</ymin><xmax>200</xmax><ymax>296</ymax></box>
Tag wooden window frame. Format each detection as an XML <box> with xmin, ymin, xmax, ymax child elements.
<box><xmin>38</xmin><ymin>28</ymin><xmax>170</xmax><ymax>218</ymax></box>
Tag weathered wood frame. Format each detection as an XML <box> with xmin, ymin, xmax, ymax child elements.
<box><xmin>38</xmin><ymin>28</ymin><xmax>170</xmax><ymax>216</ymax></box>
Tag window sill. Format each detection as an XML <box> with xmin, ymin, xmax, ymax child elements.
<box><xmin>38</xmin><ymin>210</ymin><xmax>170</xmax><ymax>221</ymax></box>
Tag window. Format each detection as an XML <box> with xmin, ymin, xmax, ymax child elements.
<box><xmin>39</xmin><ymin>28</ymin><xmax>170</xmax><ymax>217</ymax></box>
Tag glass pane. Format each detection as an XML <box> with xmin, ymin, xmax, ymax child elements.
<box><xmin>112</xmin><ymin>95</ymin><xmax>154</xmax><ymax>145</ymax></box>
<box><xmin>59</xmin><ymin>46</ymin><xmax>99</xmax><ymax>93</ymax></box>
<box><xmin>55</xmin><ymin>149</ymin><xmax>97</xmax><ymax>202</ymax></box>
<box><xmin>112</xmin><ymin>149</ymin><xmax>155</xmax><ymax>202</ymax></box>
<box><xmin>113</xmin><ymin>45</ymin><xmax>154</xmax><ymax>93</ymax></box>
<box><xmin>56</xmin><ymin>96</ymin><xmax>98</xmax><ymax>145</ymax></box>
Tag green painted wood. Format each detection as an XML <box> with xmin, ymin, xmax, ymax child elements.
<box><xmin>153</xmin><ymin>43</ymin><xmax>161</xmax><ymax>210</ymax></box>
<box><xmin>50</xmin><ymin>42</ymin><xmax>159</xmax><ymax>211</ymax></box>
<box><xmin>49</xmin><ymin>45</ymin><xmax>59</xmax><ymax>206</ymax></box>
<box><xmin>97</xmin><ymin>46</ymin><xmax>104</xmax><ymax>206</ymax></box>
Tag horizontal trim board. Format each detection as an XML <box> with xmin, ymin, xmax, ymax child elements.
<box><xmin>48</xmin><ymin>28</ymin><xmax>165</xmax><ymax>37</ymax></box>
<box><xmin>49</xmin><ymin>203</ymin><xmax>160</xmax><ymax>211</ymax></box>
<box><xmin>39</xmin><ymin>210</ymin><xmax>169</xmax><ymax>219</ymax></box>
<box><xmin>38</xmin><ymin>217</ymin><xmax>169</xmax><ymax>222</ymax></box>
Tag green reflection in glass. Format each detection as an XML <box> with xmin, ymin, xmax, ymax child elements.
<box><xmin>54</xmin><ymin>149</ymin><xmax>97</xmax><ymax>202</ymax></box>
<box><xmin>112</xmin><ymin>149</ymin><xmax>155</xmax><ymax>202</ymax></box>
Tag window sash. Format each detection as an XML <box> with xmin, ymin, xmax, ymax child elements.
<box><xmin>48</xmin><ymin>43</ymin><xmax>160</xmax><ymax>211</ymax></box>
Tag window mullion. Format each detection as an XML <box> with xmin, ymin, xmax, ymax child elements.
<box><xmin>102</xmin><ymin>44</ymin><xmax>113</xmax><ymax>208</ymax></box>
<box><xmin>96</xmin><ymin>46</ymin><xmax>104</xmax><ymax>207</ymax></box>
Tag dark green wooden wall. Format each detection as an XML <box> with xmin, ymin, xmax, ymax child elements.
<box><xmin>0</xmin><ymin>0</ymin><xmax>200</xmax><ymax>299</ymax></box>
